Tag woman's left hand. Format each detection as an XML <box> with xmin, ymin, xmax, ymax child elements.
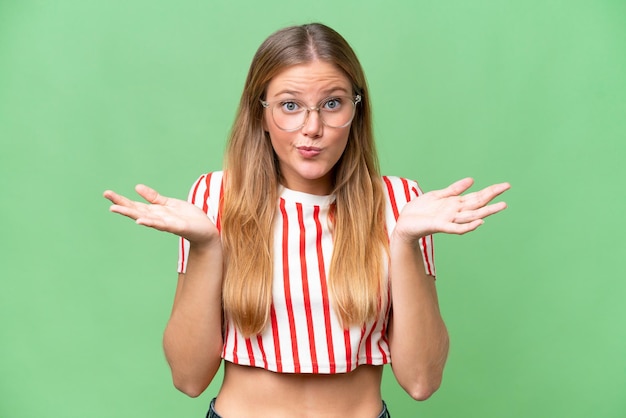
<box><xmin>394</xmin><ymin>178</ymin><xmax>510</xmax><ymax>243</ymax></box>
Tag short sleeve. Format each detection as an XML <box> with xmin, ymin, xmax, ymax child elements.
<box><xmin>382</xmin><ymin>176</ymin><xmax>436</xmax><ymax>277</ymax></box>
<box><xmin>177</xmin><ymin>171</ymin><xmax>224</xmax><ymax>273</ymax></box>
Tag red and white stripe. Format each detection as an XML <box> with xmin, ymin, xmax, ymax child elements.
<box><xmin>382</xmin><ymin>176</ymin><xmax>435</xmax><ymax>276</ymax></box>
<box><xmin>178</xmin><ymin>172</ymin><xmax>435</xmax><ymax>374</ymax></box>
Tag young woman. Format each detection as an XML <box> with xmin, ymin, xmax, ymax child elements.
<box><xmin>104</xmin><ymin>23</ymin><xmax>510</xmax><ymax>418</ymax></box>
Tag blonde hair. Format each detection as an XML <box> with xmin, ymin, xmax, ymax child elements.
<box><xmin>221</xmin><ymin>23</ymin><xmax>388</xmax><ymax>336</ymax></box>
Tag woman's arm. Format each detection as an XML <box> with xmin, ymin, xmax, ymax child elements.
<box><xmin>387</xmin><ymin>240</ymin><xmax>448</xmax><ymax>401</ymax></box>
<box><xmin>163</xmin><ymin>242</ymin><xmax>223</xmax><ymax>397</ymax></box>
<box><xmin>103</xmin><ymin>184</ymin><xmax>224</xmax><ymax>397</ymax></box>
<box><xmin>387</xmin><ymin>178</ymin><xmax>510</xmax><ymax>400</ymax></box>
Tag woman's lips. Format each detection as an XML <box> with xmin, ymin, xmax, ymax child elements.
<box><xmin>297</xmin><ymin>146</ymin><xmax>322</xmax><ymax>158</ymax></box>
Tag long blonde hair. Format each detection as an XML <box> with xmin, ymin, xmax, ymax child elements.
<box><xmin>221</xmin><ymin>23</ymin><xmax>388</xmax><ymax>336</ymax></box>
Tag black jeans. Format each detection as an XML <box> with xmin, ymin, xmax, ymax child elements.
<box><xmin>206</xmin><ymin>398</ymin><xmax>391</xmax><ymax>417</ymax></box>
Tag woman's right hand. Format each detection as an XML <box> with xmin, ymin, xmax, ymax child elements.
<box><xmin>103</xmin><ymin>184</ymin><xmax>219</xmax><ymax>246</ymax></box>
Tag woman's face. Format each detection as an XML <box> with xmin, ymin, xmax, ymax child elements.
<box><xmin>263</xmin><ymin>60</ymin><xmax>353</xmax><ymax>195</ymax></box>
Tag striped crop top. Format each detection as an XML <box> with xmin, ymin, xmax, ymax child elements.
<box><xmin>177</xmin><ymin>171</ymin><xmax>435</xmax><ymax>374</ymax></box>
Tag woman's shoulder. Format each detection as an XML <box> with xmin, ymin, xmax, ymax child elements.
<box><xmin>185</xmin><ymin>171</ymin><xmax>225</xmax><ymax>207</ymax></box>
<box><xmin>380</xmin><ymin>175</ymin><xmax>424</xmax><ymax>203</ymax></box>
<box><xmin>188</xmin><ymin>171</ymin><xmax>225</xmax><ymax>191</ymax></box>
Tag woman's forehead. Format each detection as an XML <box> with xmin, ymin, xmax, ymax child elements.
<box><xmin>266</xmin><ymin>61</ymin><xmax>352</xmax><ymax>98</ymax></box>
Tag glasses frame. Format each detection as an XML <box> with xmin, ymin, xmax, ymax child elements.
<box><xmin>260</xmin><ymin>94</ymin><xmax>361</xmax><ymax>132</ymax></box>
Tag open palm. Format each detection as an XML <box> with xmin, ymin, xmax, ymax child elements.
<box><xmin>103</xmin><ymin>184</ymin><xmax>218</xmax><ymax>245</ymax></box>
<box><xmin>394</xmin><ymin>178</ymin><xmax>510</xmax><ymax>241</ymax></box>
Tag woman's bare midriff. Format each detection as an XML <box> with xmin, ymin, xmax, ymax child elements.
<box><xmin>214</xmin><ymin>361</ymin><xmax>385</xmax><ymax>418</ymax></box>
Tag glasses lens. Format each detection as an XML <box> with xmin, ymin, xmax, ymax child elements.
<box><xmin>272</xmin><ymin>100</ymin><xmax>307</xmax><ymax>131</ymax></box>
<box><xmin>319</xmin><ymin>96</ymin><xmax>355</xmax><ymax>128</ymax></box>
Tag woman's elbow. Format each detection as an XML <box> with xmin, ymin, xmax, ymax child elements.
<box><xmin>405</xmin><ymin>379</ymin><xmax>442</xmax><ymax>401</ymax></box>
<box><xmin>393</xmin><ymin>358</ymin><xmax>447</xmax><ymax>400</ymax></box>
<box><xmin>396</xmin><ymin>368</ymin><xmax>444</xmax><ymax>401</ymax></box>
<box><xmin>166</xmin><ymin>357</ymin><xmax>219</xmax><ymax>398</ymax></box>
<box><xmin>171</xmin><ymin>375</ymin><xmax>210</xmax><ymax>398</ymax></box>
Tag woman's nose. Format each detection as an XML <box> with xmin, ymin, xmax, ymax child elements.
<box><xmin>301</xmin><ymin>109</ymin><xmax>323</xmax><ymax>137</ymax></box>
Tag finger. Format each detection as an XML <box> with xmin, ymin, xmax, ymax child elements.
<box><xmin>454</xmin><ymin>201</ymin><xmax>508</xmax><ymax>224</ymax></box>
<box><xmin>440</xmin><ymin>219</ymin><xmax>484</xmax><ymax>235</ymax></box>
<box><xmin>135</xmin><ymin>184</ymin><xmax>169</xmax><ymax>206</ymax></box>
<box><xmin>486</xmin><ymin>182</ymin><xmax>511</xmax><ymax>198</ymax></box>
<box><xmin>103</xmin><ymin>190</ymin><xmax>115</xmax><ymax>201</ymax></box>
<box><xmin>432</xmin><ymin>178</ymin><xmax>474</xmax><ymax>199</ymax></box>
<box><xmin>109</xmin><ymin>203</ymin><xmax>144</xmax><ymax>221</ymax></box>
<box><xmin>458</xmin><ymin>182</ymin><xmax>510</xmax><ymax>211</ymax></box>
<box><xmin>103</xmin><ymin>190</ymin><xmax>136</xmax><ymax>207</ymax></box>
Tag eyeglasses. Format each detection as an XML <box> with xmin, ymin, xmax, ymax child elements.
<box><xmin>260</xmin><ymin>95</ymin><xmax>361</xmax><ymax>132</ymax></box>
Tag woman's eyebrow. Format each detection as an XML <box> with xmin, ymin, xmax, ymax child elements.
<box><xmin>272</xmin><ymin>86</ymin><xmax>351</xmax><ymax>99</ymax></box>
<box><xmin>273</xmin><ymin>89</ymin><xmax>301</xmax><ymax>97</ymax></box>
<box><xmin>320</xmin><ymin>87</ymin><xmax>350</xmax><ymax>95</ymax></box>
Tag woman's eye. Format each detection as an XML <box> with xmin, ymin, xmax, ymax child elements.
<box><xmin>281</xmin><ymin>101</ymin><xmax>301</xmax><ymax>112</ymax></box>
<box><xmin>323</xmin><ymin>98</ymin><xmax>342</xmax><ymax>110</ymax></box>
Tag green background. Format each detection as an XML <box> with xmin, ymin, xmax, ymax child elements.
<box><xmin>1</xmin><ymin>0</ymin><xmax>625</xmax><ymax>417</ymax></box>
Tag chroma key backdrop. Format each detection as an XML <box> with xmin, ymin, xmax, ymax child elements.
<box><xmin>1</xmin><ymin>1</ymin><xmax>625</xmax><ymax>417</ymax></box>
